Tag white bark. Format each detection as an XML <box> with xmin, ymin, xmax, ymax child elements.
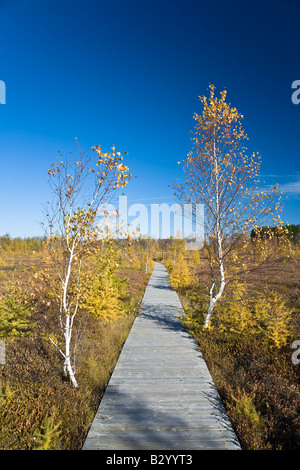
<box><xmin>63</xmin><ymin>316</ymin><xmax>78</xmax><ymax>387</ymax></box>
<box><xmin>204</xmin><ymin>138</ymin><xmax>226</xmax><ymax>328</ymax></box>
<box><xmin>204</xmin><ymin>257</ymin><xmax>226</xmax><ymax>328</ymax></box>
<box><xmin>51</xmin><ymin>242</ymin><xmax>80</xmax><ymax>387</ymax></box>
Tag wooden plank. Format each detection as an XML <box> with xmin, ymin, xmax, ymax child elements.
<box><xmin>83</xmin><ymin>262</ymin><xmax>241</xmax><ymax>450</ymax></box>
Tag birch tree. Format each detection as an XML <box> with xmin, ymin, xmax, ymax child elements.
<box><xmin>45</xmin><ymin>141</ymin><xmax>131</xmax><ymax>387</ymax></box>
<box><xmin>175</xmin><ymin>85</ymin><xmax>284</xmax><ymax>328</ymax></box>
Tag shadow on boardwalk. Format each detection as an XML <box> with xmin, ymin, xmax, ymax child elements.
<box><xmin>83</xmin><ymin>387</ymin><xmax>239</xmax><ymax>450</ymax></box>
<box><xmin>139</xmin><ymin>304</ymin><xmax>187</xmax><ymax>334</ymax></box>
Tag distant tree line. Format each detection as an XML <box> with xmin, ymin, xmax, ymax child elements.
<box><xmin>0</xmin><ymin>233</ymin><xmax>45</xmax><ymax>252</ymax></box>
<box><xmin>251</xmin><ymin>224</ymin><xmax>300</xmax><ymax>243</ymax></box>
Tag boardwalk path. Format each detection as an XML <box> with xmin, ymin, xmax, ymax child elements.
<box><xmin>83</xmin><ymin>262</ymin><xmax>241</xmax><ymax>450</ymax></box>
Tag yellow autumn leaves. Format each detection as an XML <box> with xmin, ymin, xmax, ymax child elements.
<box><xmin>216</xmin><ymin>282</ymin><xmax>293</xmax><ymax>349</ymax></box>
<box><xmin>91</xmin><ymin>144</ymin><xmax>131</xmax><ymax>190</ymax></box>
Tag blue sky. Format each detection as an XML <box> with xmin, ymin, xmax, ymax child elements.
<box><xmin>0</xmin><ymin>0</ymin><xmax>299</xmax><ymax>237</ymax></box>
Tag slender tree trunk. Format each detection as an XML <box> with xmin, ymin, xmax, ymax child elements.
<box><xmin>61</xmin><ymin>244</ymin><xmax>79</xmax><ymax>387</ymax></box>
<box><xmin>204</xmin><ymin>254</ymin><xmax>226</xmax><ymax>328</ymax></box>
<box><xmin>204</xmin><ymin>138</ymin><xmax>226</xmax><ymax>328</ymax></box>
<box><xmin>64</xmin><ymin>316</ymin><xmax>78</xmax><ymax>387</ymax></box>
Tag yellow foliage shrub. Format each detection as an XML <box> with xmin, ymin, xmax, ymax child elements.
<box><xmin>192</xmin><ymin>250</ymin><xmax>201</xmax><ymax>265</ymax></box>
<box><xmin>234</xmin><ymin>389</ymin><xmax>262</xmax><ymax>430</ymax></box>
<box><xmin>126</xmin><ymin>245</ymin><xmax>142</xmax><ymax>269</ymax></box>
<box><xmin>218</xmin><ymin>285</ymin><xmax>255</xmax><ymax>335</ymax></box>
<box><xmin>82</xmin><ymin>271</ymin><xmax>127</xmax><ymax>321</ymax></box>
<box><xmin>254</xmin><ymin>292</ymin><xmax>292</xmax><ymax>349</ymax></box>
<box><xmin>216</xmin><ymin>282</ymin><xmax>293</xmax><ymax>349</ymax></box>
<box><xmin>169</xmin><ymin>254</ymin><xmax>193</xmax><ymax>291</ymax></box>
<box><xmin>33</xmin><ymin>408</ymin><xmax>62</xmax><ymax>450</ymax></box>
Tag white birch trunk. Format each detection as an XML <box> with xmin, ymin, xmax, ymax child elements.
<box><xmin>204</xmin><ymin>255</ymin><xmax>226</xmax><ymax>328</ymax></box>
<box><xmin>64</xmin><ymin>315</ymin><xmax>78</xmax><ymax>387</ymax></box>
<box><xmin>204</xmin><ymin>138</ymin><xmax>226</xmax><ymax>328</ymax></box>
<box><xmin>60</xmin><ymin>243</ymin><xmax>79</xmax><ymax>387</ymax></box>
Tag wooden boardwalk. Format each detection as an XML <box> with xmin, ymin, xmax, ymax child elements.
<box><xmin>83</xmin><ymin>262</ymin><xmax>241</xmax><ymax>450</ymax></box>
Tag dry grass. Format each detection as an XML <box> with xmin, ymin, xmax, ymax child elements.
<box><xmin>179</xmin><ymin>251</ymin><xmax>300</xmax><ymax>449</ymax></box>
<box><xmin>0</xmin><ymin>252</ymin><xmax>149</xmax><ymax>450</ymax></box>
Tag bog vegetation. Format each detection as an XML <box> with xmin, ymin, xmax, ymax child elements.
<box><xmin>0</xmin><ymin>230</ymin><xmax>299</xmax><ymax>449</ymax></box>
<box><xmin>0</xmin><ymin>87</ymin><xmax>299</xmax><ymax>450</ymax></box>
<box><xmin>165</xmin><ymin>230</ymin><xmax>300</xmax><ymax>450</ymax></box>
<box><xmin>0</xmin><ymin>234</ymin><xmax>152</xmax><ymax>449</ymax></box>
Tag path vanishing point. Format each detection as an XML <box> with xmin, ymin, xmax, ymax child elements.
<box><xmin>83</xmin><ymin>262</ymin><xmax>241</xmax><ymax>450</ymax></box>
